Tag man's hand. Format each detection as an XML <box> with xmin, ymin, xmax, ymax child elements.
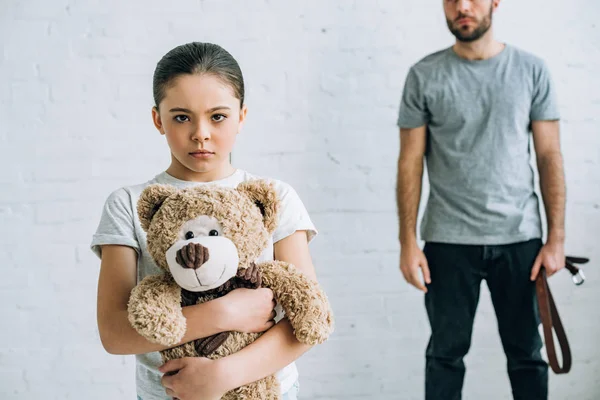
<box><xmin>217</xmin><ymin>287</ymin><xmax>277</xmax><ymax>333</ymax></box>
<box><xmin>400</xmin><ymin>241</ymin><xmax>431</xmax><ymax>292</ymax></box>
<box><xmin>530</xmin><ymin>241</ymin><xmax>565</xmax><ymax>280</ymax></box>
<box><xmin>160</xmin><ymin>357</ymin><xmax>229</xmax><ymax>400</ymax></box>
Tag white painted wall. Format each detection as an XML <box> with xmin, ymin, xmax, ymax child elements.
<box><xmin>1</xmin><ymin>0</ymin><xmax>598</xmax><ymax>398</ymax></box>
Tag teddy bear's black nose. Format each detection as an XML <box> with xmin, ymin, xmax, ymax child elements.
<box><xmin>176</xmin><ymin>243</ymin><xmax>210</xmax><ymax>269</ymax></box>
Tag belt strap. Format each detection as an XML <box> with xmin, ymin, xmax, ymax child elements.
<box><xmin>535</xmin><ymin>255</ymin><xmax>588</xmax><ymax>374</ymax></box>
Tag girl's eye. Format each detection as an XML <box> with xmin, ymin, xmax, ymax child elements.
<box><xmin>212</xmin><ymin>114</ymin><xmax>227</xmax><ymax>122</ymax></box>
<box><xmin>208</xmin><ymin>230</ymin><xmax>219</xmax><ymax>237</ymax></box>
<box><xmin>174</xmin><ymin>115</ymin><xmax>190</xmax><ymax>123</ymax></box>
<box><xmin>185</xmin><ymin>231</ymin><xmax>194</xmax><ymax>240</ymax></box>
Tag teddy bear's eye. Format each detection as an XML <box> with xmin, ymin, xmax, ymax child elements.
<box><xmin>185</xmin><ymin>231</ymin><xmax>194</xmax><ymax>240</ymax></box>
<box><xmin>209</xmin><ymin>230</ymin><xmax>219</xmax><ymax>237</ymax></box>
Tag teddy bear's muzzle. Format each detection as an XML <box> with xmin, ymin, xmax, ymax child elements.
<box><xmin>166</xmin><ymin>236</ymin><xmax>240</xmax><ymax>291</ymax></box>
<box><xmin>175</xmin><ymin>243</ymin><xmax>210</xmax><ymax>269</ymax></box>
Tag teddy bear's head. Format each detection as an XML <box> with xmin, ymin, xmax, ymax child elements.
<box><xmin>137</xmin><ymin>180</ymin><xmax>279</xmax><ymax>292</ymax></box>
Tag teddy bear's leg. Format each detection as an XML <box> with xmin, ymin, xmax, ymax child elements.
<box><xmin>194</xmin><ymin>331</ymin><xmax>231</xmax><ymax>356</ymax></box>
<box><xmin>204</xmin><ymin>331</ymin><xmax>262</xmax><ymax>360</ymax></box>
<box><xmin>221</xmin><ymin>375</ymin><xmax>280</xmax><ymax>400</ymax></box>
<box><xmin>187</xmin><ymin>261</ymin><xmax>263</xmax><ymax>358</ymax></box>
<box><xmin>127</xmin><ymin>274</ymin><xmax>187</xmax><ymax>346</ymax></box>
<box><xmin>257</xmin><ymin>261</ymin><xmax>334</xmax><ymax>345</ymax></box>
<box><xmin>205</xmin><ymin>331</ymin><xmax>280</xmax><ymax>399</ymax></box>
<box><xmin>160</xmin><ymin>341</ymin><xmax>197</xmax><ymax>364</ymax></box>
<box><xmin>260</xmin><ymin>375</ymin><xmax>281</xmax><ymax>400</ymax></box>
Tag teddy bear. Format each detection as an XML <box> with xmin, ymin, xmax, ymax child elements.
<box><xmin>127</xmin><ymin>179</ymin><xmax>334</xmax><ymax>399</ymax></box>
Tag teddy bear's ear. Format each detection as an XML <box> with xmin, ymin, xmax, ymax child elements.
<box><xmin>137</xmin><ymin>184</ymin><xmax>178</xmax><ymax>231</ymax></box>
<box><xmin>237</xmin><ymin>180</ymin><xmax>280</xmax><ymax>234</ymax></box>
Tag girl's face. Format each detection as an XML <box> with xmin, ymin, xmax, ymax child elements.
<box><xmin>152</xmin><ymin>73</ymin><xmax>246</xmax><ymax>180</ymax></box>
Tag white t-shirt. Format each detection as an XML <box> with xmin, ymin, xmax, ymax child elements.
<box><xmin>90</xmin><ymin>169</ymin><xmax>317</xmax><ymax>400</ymax></box>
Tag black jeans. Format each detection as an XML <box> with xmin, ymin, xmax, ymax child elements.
<box><xmin>423</xmin><ymin>239</ymin><xmax>548</xmax><ymax>400</ymax></box>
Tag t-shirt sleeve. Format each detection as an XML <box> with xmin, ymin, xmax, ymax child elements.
<box><xmin>90</xmin><ymin>188</ymin><xmax>140</xmax><ymax>258</ymax></box>
<box><xmin>530</xmin><ymin>60</ymin><xmax>560</xmax><ymax>121</ymax></box>
<box><xmin>272</xmin><ymin>182</ymin><xmax>317</xmax><ymax>244</ymax></box>
<box><xmin>397</xmin><ymin>66</ymin><xmax>429</xmax><ymax>128</ymax></box>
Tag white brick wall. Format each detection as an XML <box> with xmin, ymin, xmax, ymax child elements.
<box><xmin>1</xmin><ymin>0</ymin><xmax>599</xmax><ymax>398</ymax></box>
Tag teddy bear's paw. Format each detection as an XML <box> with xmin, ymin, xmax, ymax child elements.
<box><xmin>292</xmin><ymin>308</ymin><xmax>335</xmax><ymax>345</ymax></box>
<box><xmin>137</xmin><ymin>320</ymin><xmax>185</xmax><ymax>346</ymax></box>
<box><xmin>236</xmin><ymin>262</ymin><xmax>262</xmax><ymax>289</ymax></box>
<box><xmin>128</xmin><ymin>307</ymin><xmax>187</xmax><ymax>346</ymax></box>
<box><xmin>295</xmin><ymin>323</ymin><xmax>329</xmax><ymax>345</ymax></box>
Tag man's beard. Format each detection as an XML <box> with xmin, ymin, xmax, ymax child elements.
<box><xmin>446</xmin><ymin>5</ymin><xmax>493</xmax><ymax>43</ymax></box>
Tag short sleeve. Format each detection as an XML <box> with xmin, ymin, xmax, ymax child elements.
<box><xmin>397</xmin><ymin>66</ymin><xmax>429</xmax><ymax>128</ymax></box>
<box><xmin>90</xmin><ymin>188</ymin><xmax>140</xmax><ymax>258</ymax></box>
<box><xmin>272</xmin><ymin>182</ymin><xmax>317</xmax><ymax>244</ymax></box>
<box><xmin>530</xmin><ymin>60</ymin><xmax>560</xmax><ymax>121</ymax></box>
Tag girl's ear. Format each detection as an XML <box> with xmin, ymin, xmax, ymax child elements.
<box><xmin>237</xmin><ymin>104</ymin><xmax>248</xmax><ymax>134</ymax></box>
<box><xmin>152</xmin><ymin>106</ymin><xmax>166</xmax><ymax>135</ymax></box>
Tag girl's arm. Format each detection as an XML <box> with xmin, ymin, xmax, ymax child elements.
<box><xmin>214</xmin><ymin>230</ymin><xmax>320</xmax><ymax>387</ymax></box>
<box><xmin>159</xmin><ymin>231</ymin><xmax>328</xmax><ymax>399</ymax></box>
<box><xmin>97</xmin><ymin>245</ymin><xmax>276</xmax><ymax>355</ymax></box>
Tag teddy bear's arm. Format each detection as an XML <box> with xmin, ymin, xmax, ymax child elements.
<box><xmin>127</xmin><ymin>274</ymin><xmax>187</xmax><ymax>347</ymax></box>
<box><xmin>257</xmin><ymin>261</ymin><xmax>334</xmax><ymax>345</ymax></box>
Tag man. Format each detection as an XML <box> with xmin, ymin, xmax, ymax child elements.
<box><xmin>396</xmin><ymin>1</ymin><xmax>566</xmax><ymax>399</ymax></box>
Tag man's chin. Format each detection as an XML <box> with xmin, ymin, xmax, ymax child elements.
<box><xmin>455</xmin><ymin>35</ymin><xmax>479</xmax><ymax>43</ymax></box>
<box><xmin>451</xmin><ymin>27</ymin><xmax>488</xmax><ymax>43</ymax></box>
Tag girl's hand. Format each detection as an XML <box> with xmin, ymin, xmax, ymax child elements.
<box><xmin>218</xmin><ymin>287</ymin><xmax>277</xmax><ymax>333</ymax></box>
<box><xmin>160</xmin><ymin>357</ymin><xmax>230</xmax><ymax>400</ymax></box>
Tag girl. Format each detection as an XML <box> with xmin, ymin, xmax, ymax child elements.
<box><xmin>92</xmin><ymin>42</ymin><xmax>321</xmax><ymax>400</ymax></box>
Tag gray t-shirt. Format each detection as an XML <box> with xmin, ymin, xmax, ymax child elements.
<box><xmin>91</xmin><ymin>170</ymin><xmax>317</xmax><ymax>400</ymax></box>
<box><xmin>397</xmin><ymin>44</ymin><xmax>560</xmax><ymax>245</ymax></box>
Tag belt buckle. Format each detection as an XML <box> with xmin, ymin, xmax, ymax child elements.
<box><xmin>571</xmin><ymin>269</ymin><xmax>585</xmax><ymax>286</ymax></box>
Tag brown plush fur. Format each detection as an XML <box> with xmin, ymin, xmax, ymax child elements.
<box><xmin>128</xmin><ymin>274</ymin><xmax>186</xmax><ymax>347</ymax></box>
<box><xmin>127</xmin><ymin>179</ymin><xmax>334</xmax><ymax>399</ymax></box>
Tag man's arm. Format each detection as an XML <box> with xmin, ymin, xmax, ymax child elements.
<box><xmin>397</xmin><ymin>126</ymin><xmax>427</xmax><ymax>244</ymax></box>
<box><xmin>532</xmin><ymin>120</ymin><xmax>566</xmax><ymax>243</ymax></box>
<box><xmin>397</xmin><ymin>126</ymin><xmax>431</xmax><ymax>292</ymax></box>
<box><xmin>530</xmin><ymin>120</ymin><xmax>567</xmax><ymax>279</ymax></box>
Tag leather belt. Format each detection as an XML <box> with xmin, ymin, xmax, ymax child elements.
<box><xmin>536</xmin><ymin>255</ymin><xmax>588</xmax><ymax>374</ymax></box>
